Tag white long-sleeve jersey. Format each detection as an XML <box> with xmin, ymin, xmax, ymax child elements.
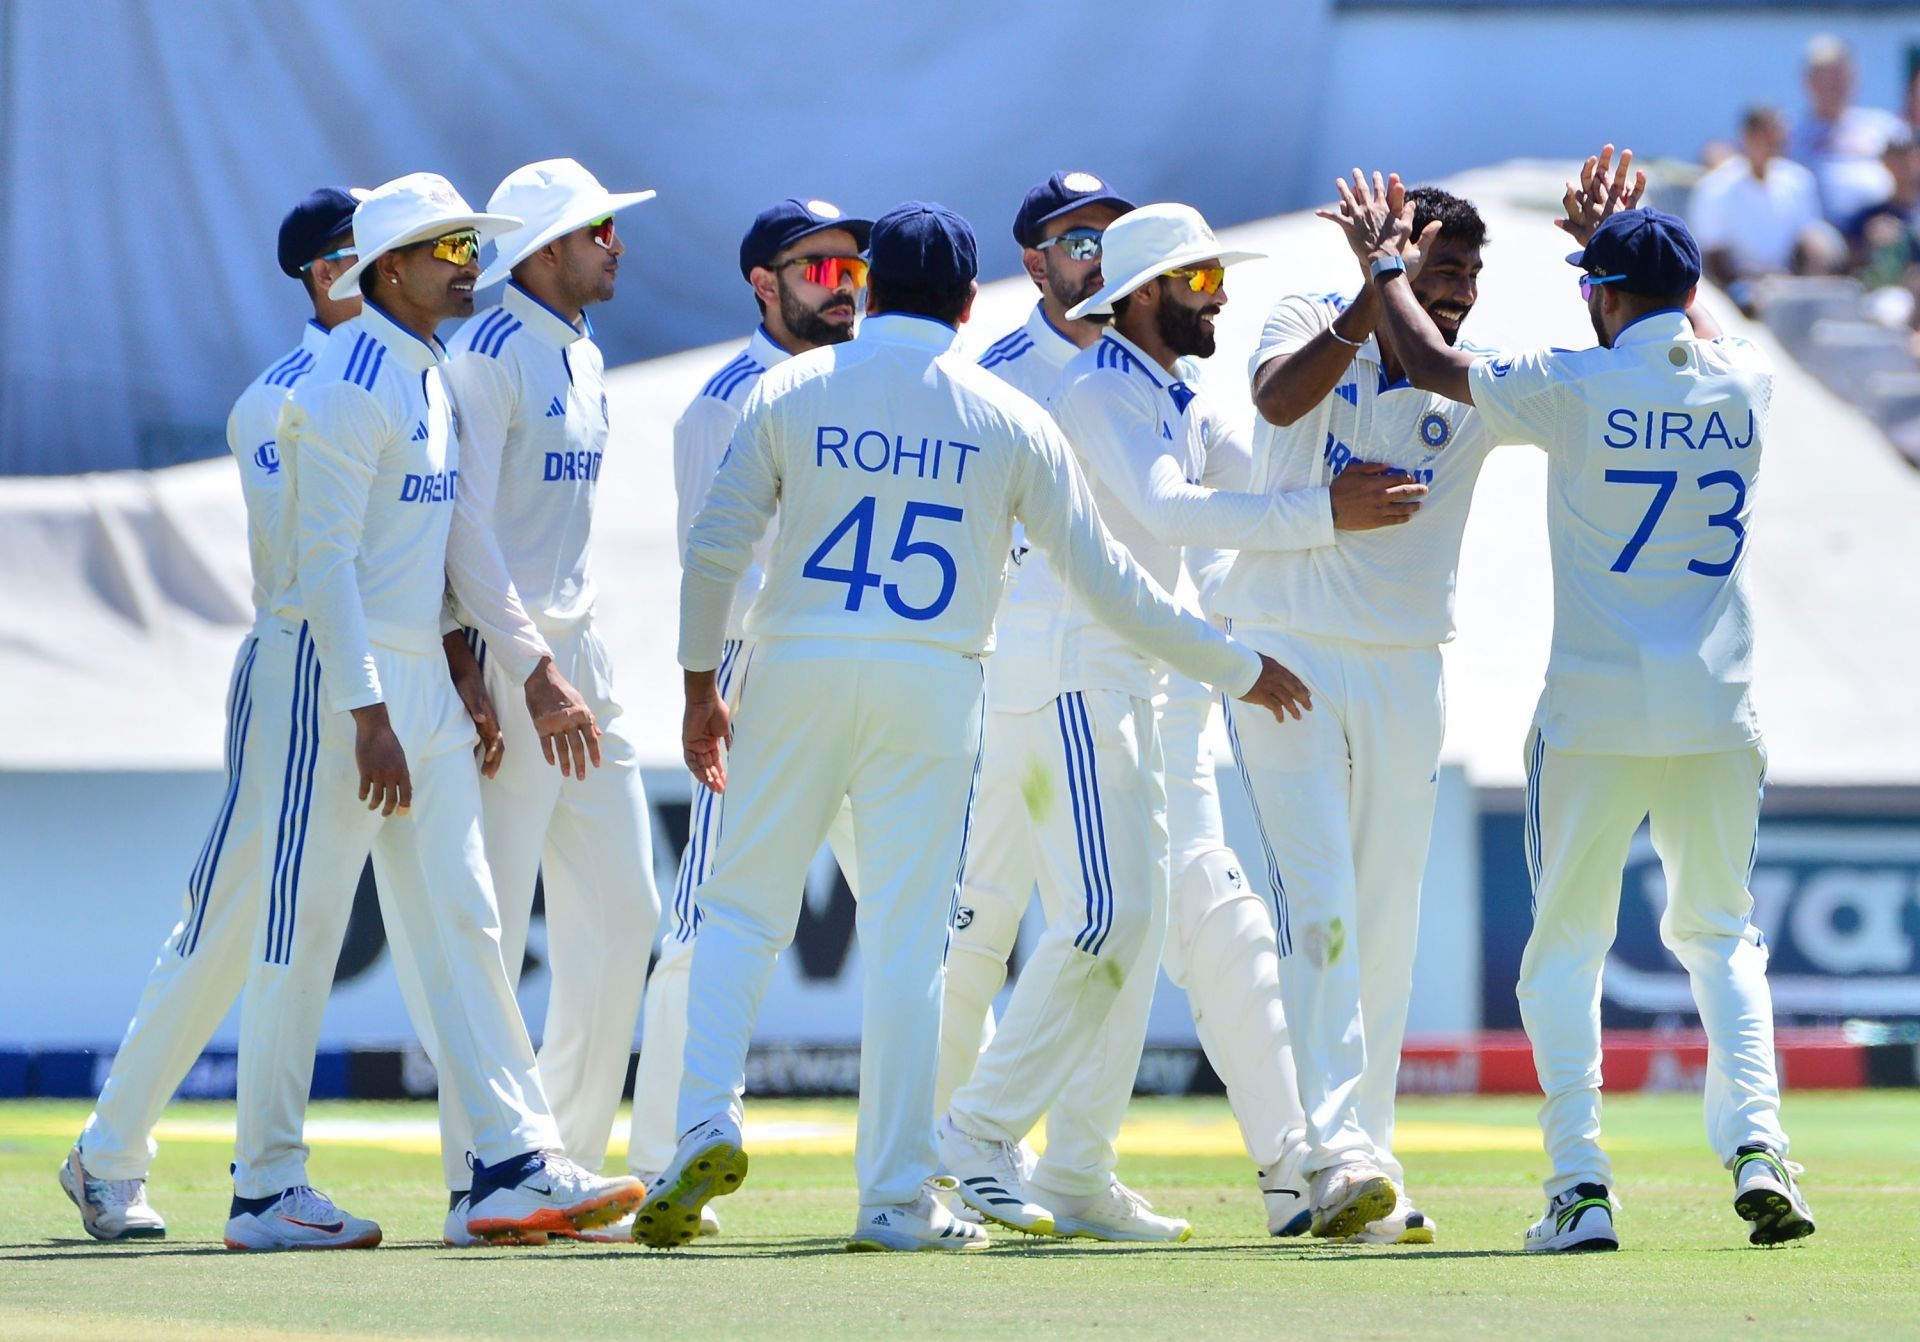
<box><xmin>1215</xmin><ymin>290</ymin><xmax>1502</xmax><ymax>647</ymax></box>
<box><xmin>442</xmin><ymin>282</ymin><xmax>609</xmax><ymax>655</ymax></box>
<box><xmin>679</xmin><ymin>312</ymin><xmax>1259</xmax><ymax>700</ymax></box>
<box><xmin>225</xmin><ymin>320</ymin><xmax>329</xmax><ymax>623</ymax></box>
<box><xmin>976</xmin><ymin>301</ymin><xmax>1082</xmax><ymax>403</ymax></box>
<box><xmin>270</xmin><ymin>301</ymin><xmax>549</xmax><ymax>712</ymax></box>
<box><xmin>673</xmin><ymin>325</ymin><xmax>791</xmax><ymax>640</ymax></box>
<box><xmin>1465</xmin><ymin>310</ymin><xmax>1769</xmax><ymax>756</ymax></box>
<box><xmin>989</xmin><ymin>328</ymin><xmax>1334</xmax><ymax>713</ymax></box>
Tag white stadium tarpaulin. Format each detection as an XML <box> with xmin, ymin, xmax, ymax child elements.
<box><xmin>4</xmin><ymin>162</ymin><xmax>1915</xmax><ymax>787</ymax></box>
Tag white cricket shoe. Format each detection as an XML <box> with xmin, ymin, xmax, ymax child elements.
<box><xmin>1523</xmin><ymin>1182</ymin><xmax>1619</xmax><ymax>1253</ymax></box>
<box><xmin>1308</xmin><ymin>1161</ymin><xmax>1398</xmax><ymax>1239</ymax></box>
<box><xmin>633</xmin><ymin>1114</ymin><xmax>749</xmax><ymax>1249</ymax></box>
<box><xmin>1038</xmin><ymin>1176</ymin><xmax>1193</xmax><ymax>1243</ymax></box>
<box><xmin>1352</xmin><ymin>1191</ymin><xmax>1437</xmax><ymax>1245</ymax></box>
<box><xmin>443</xmin><ymin>1192</ymin><xmax>548</xmax><ymax>1247</ymax></box>
<box><xmin>1257</xmin><ymin>1144</ymin><xmax>1311</xmax><ymax>1237</ymax></box>
<box><xmin>465</xmin><ymin>1150</ymin><xmax>643</xmax><ymax>1244</ymax></box>
<box><xmin>1732</xmin><ymin>1145</ymin><xmax>1816</xmax><ymax>1246</ymax></box>
<box><xmin>59</xmin><ymin>1146</ymin><xmax>166</xmax><ymax>1242</ymax></box>
<box><xmin>224</xmin><ymin>1185</ymin><xmax>382</xmax><ymax>1251</ymax></box>
<box><xmin>633</xmin><ymin>1169</ymin><xmax>722</xmax><ymax>1236</ymax></box>
<box><xmin>847</xmin><ymin>1179</ymin><xmax>991</xmax><ymax>1253</ymax></box>
<box><xmin>933</xmin><ymin>1115</ymin><xmax>1055</xmax><ymax>1236</ymax></box>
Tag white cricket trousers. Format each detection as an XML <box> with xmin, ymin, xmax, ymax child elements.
<box><xmin>1157</xmin><ymin>677</ymin><xmax>1307</xmax><ymax>1173</ymax></box>
<box><xmin>628</xmin><ymin>637</ymin><xmax>856</xmax><ymax>1177</ymax></box>
<box><xmin>944</xmin><ymin>689</ymin><xmax>1169</xmax><ymax>1197</ymax></box>
<box><xmin>78</xmin><ymin>633</ymin><xmax>266</xmax><ymax>1179</ymax></box>
<box><xmin>1224</xmin><ymin>626</ymin><xmax>1444</xmax><ymax>1180</ymax></box>
<box><xmin>1519</xmin><ymin>734</ymin><xmax>1786</xmax><ymax>1195</ymax></box>
<box><xmin>403</xmin><ymin>622</ymin><xmax>658</xmax><ymax>1187</ymax></box>
<box><xmin>231</xmin><ymin>620</ymin><xmax>560</xmax><ymax>1199</ymax></box>
<box><xmin>675</xmin><ymin>638</ymin><xmax>983</xmax><ymax>1208</ymax></box>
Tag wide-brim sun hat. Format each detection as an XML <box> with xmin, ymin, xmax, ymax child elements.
<box><xmin>476</xmin><ymin>158</ymin><xmax>656</xmax><ymax>289</ymax></box>
<box><xmin>1065</xmin><ymin>202</ymin><xmax>1264</xmax><ymax>320</ymax></box>
<box><xmin>328</xmin><ymin>172</ymin><xmax>522</xmax><ymax>301</ymax></box>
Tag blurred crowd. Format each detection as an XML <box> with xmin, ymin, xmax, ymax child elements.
<box><xmin>1691</xmin><ymin>34</ymin><xmax>1919</xmax><ymax>347</ymax></box>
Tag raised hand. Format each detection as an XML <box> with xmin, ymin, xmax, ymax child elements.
<box><xmin>1316</xmin><ymin>170</ymin><xmax>1437</xmax><ymax>270</ymax></box>
<box><xmin>1556</xmin><ymin>144</ymin><xmax>1648</xmax><ymax>247</ymax></box>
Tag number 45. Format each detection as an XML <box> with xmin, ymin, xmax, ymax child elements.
<box><xmin>802</xmin><ymin>495</ymin><xmax>965</xmax><ymax>622</ymax></box>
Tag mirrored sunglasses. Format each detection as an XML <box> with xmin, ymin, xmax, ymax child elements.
<box><xmin>1035</xmin><ymin>227</ymin><xmax>1103</xmax><ymax>262</ymax></box>
<box><xmin>425</xmin><ymin>230</ymin><xmax>482</xmax><ymax>267</ymax></box>
<box><xmin>587</xmin><ymin>215</ymin><xmax>617</xmax><ymax>250</ymax></box>
<box><xmin>1164</xmin><ymin>265</ymin><xmax>1225</xmax><ymax>295</ymax></box>
<box><xmin>775</xmin><ymin>255</ymin><xmax>870</xmax><ymax>289</ymax></box>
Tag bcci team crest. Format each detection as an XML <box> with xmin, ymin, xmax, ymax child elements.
<box><xmin>1063</xmin><ymin>171</ymin><xmax>1105</xmax><ymax>192</ymax></box>
<box><xmin>1419</xmin><ymin>412</ymin><xmax>1452</xmax><ymax>451</ymax></box>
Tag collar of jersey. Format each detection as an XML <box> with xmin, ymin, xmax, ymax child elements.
<box><xmin>300</xmin><ymin>318</ymin><xmax>331</xmax><ymax>356</ymax></box>
<box><xmin>505</xmin><ymin>281</ymin><xmax>593</xmax><ymax>347</ymax></box>
<box><xmin>1027</xmin><ymin>302</ymin><xmax>1081</xmax><ymax>361</ymax></box>
<box><xmin>1096</xmin><ymin>327</ymin><xmax>1176</xmax><ymax>389</ymax></box>
<box><xmin>1611</xmin><ymin>308</ymin><xmax>1691</xmax><ymax>348</ymax></box>
<box><xmin>859</xmin><ymin>312</ymin><xmax>961</xmax><ymax>351</ymax></box>
<box><xmin>750</xmin><ymin>323</ymin><xmax>794</xmax><ymax>368</ymax></box>
<box><xmin>359</xmin><ymin>300</ymin><xmax>447</xmax><ymax>370</ymax></box>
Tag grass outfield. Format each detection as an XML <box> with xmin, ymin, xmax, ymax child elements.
<box><xmin>3</xmin><ymin>1093</ymin><xmax>1916</xmax><ymax>1340</ymax></box>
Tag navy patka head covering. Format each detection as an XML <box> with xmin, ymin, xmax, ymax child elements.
<box><xmin>1567</xmin><ymin>208</ymin><xmax>1703</xmax><ymax>296</ymax></box>
<box><xmin>868</xmin><ymin>202</ymin><xmax>977</xmax><ymax>290</ymax></box>
<box><xmin>738</xmin><ymin>198</ymin><xmax>873</xmax><ymax>280</ymax></box>
<box><xmin>277</xmin><ymin>187</ymin><xmax>359</xmax><ymax>278</ymax></box>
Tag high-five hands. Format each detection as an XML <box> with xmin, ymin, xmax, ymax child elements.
<box><xmin>1316</xmin><ymin>170</ymin><xmax>1439</xmax><ymax>270</ymax></box>
<box><xmin>1557</xmin><ymin>144</ymin><xmax>1647</xmax><ymax>247</ymax></box>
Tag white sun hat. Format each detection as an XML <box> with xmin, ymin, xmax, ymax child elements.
<box><xmin>327</xmin><ymin>172</ymin><xmax>522</xmax><ymax>300</ymax></box>
<box><xmin>475</xmin><ymin>158</ymin><xmax>657</xmax><ymax>289</ymax></box>
<box><xmin>1065</xmin><ymin>202</ymin><xmax>1265</xmax><ymax>320</ymax></box>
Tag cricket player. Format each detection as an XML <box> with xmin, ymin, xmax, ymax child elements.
<box><xmin>58</xmin><ymin>189</ymin><xmax>364</xmax><ymax>1242</ymax></box>
<box><xmin>408</xmin><ymin>158</ymin><xmax>660</xmax><ymax>1244</ymax></box>
<box><xmin>1326</xmin><ymin>159</ymin><xmax>1814</xmax><ymax>1251</ymax></box>
<box><xmin>637</xmin><ymin>202</ymin><xmax>1311</xmax><ymax>1253</ymax></box>
<box><xmin>1205</xmin><ymin>182</ymin><xmax>1502</xmax><ymax>1243</ymax></box>
<box><xmin>632</xmin><ymin>198</ymin><xmax>873</xmax><ymax>1224</ymax></box>
<box><xmin>934</xmin><ymin>203</ymin><xmax>1418</xmax><ymax>1241</ymax></box>
<box><xmin>227</xmin><ymin>173</ymin><xmax>643</xmax><ymax>1250</ymax></box>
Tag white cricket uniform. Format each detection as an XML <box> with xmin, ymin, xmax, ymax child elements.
<box><xmin>1464</xmin><ymin>310</ymin><xmax>1784</xmax><ymax>1195</ymax></box>
<box><xmin>677</xmin><ymin>312</ymin><xmax>1259</xmax><ymax>1206</ymax></box>
<box><xmin>412</xmin><ymin>281</ymin><xmax>661</xmax><ymax>1181</ymax></box>
<box><xmin>1214</xmin><ymin>291</ymin><xmax>1502</xmax><ymax>1180</ymax></box>
<box><xmin>232</xmin><ymin>300</ymin><xmax>561</xmax><ymax>1198</ymax></box>
<box><xmin>628</xmin><ymin>324</ymin><xmax>858</xmax><ymax>1177</ymax></box>
<box><xmin>75</xmin><ymin>323</ymin><xmax>327</xmax><ymax>1179</ymax></box>
<box><xmin>974</xmin><ymin>300</ymin><xmax>1082</xmax><ymax>403</ymax></box>
<box><xmin>944</xmin><ymin>329</ymin><xmax>1332</xmax><ymax>1197</ymax></box>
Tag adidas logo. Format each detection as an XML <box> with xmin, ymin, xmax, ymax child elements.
<box><xmin>545</xmin><ymin>396</ymin><xmax>565</xmax><ymax>418</ymax></box>
<box><xmin>411</xmin><ymin>422</ymin><xmax>428</xmax><ymax>441</ymax></box>
<box><xmin>872</xmin><ymin>1212</ymin><xmax>891</xmax><ymax>1226</ymax></box>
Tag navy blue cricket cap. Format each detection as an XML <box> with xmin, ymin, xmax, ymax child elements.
<box><xmin>738</xmin><ymin>198</ymin><xmax>873</xmax><ymax>280</ymax></box>
<box><xmin>869</xmin><ymin>202</ymin><xmax>978</xmax><ymax>291</ymax></box>
<box><xmin>1565</xmin><ymin>208</ymin><xmax>1702</xmax><ymax>297</ymax></box>
<box><xmin>1012</xmin><ymin>170</ymin><xmax>1135</xmax><ymax>248</ymax></box>
<box><xmin>277</xmin><ymin>187</ymin><xmax>360</xmax><ymax>279</ymax></box>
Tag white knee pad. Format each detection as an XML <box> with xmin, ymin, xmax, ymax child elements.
<box><xmin>950</xmin><ymin>883</ymin><xmax>1025</xmax><ymax>963</ymax></box>
<box><xmin>1165</xmin><ymin>846</ymin><xmax>1254</xmax><ymax>988</ymax></box>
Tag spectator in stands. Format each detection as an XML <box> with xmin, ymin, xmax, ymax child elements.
<box><xmin>1692</xmin><ymin>105</ymin><xmax>1839</xmax><ymax>315</ymax></box>
<box><xmin>1845</xmin><ymin>128</ymin><xmax>1920</xmax><ymax>276</ymax></box>
<box><xmin>1905</xmin><ymin>63</ymin><xmax>1920</xmax><ymax>138</ymax></box>
<box><xmin>1789</xmin><ymin>34</ymin><xmax>1906</xmax><ymax>226</ymax></box>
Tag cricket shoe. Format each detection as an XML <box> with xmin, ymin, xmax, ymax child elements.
<box><xmin>633</xmin><ymin>1168</ymin><xmax>722</xmax><ymax>1236</ymax></box>
<box><xmin>1308</xmin><ymin>1161</ymin><xmax>1398</xmax><ymax>1239</ymax></box>
<box><xmin>59</xmin><ymin>1145</ymin><xmax>166</xmax><ymax>1242</ymax></box>
<box><xmin>847</xmin><ymin>1178</ymin><xmax>991</xmax><ymax>1253</ymax></box>
<box><xmin>1037</xmin><ymin>1175</ymin><xmax>1193</xmax><ymax>1243</ymax></box>
<box><xmin>1732</xmin><ymin>1145</ymin><xmax>1816</xmax><ymax>1247</ymax></box>
<box><xmin>1523</xmin><ymin>1182</ymin><xmax>1618</xmax><ymax>1253</ymax></box>
<box><xmin>1352</xmin><ymin>1192</ymin><xmax>1436</xmax><ymax>1245</ymax></box>
<box><xmin>933</xmin><ymin>1115</ymin><xmax>1055</xmax><ymax>1236</ymax></box>
<box><xmin>224</xmin><ymin>1185</ymin><xmax>382</xmax><ymax>1251</ymax></box>
<box><xmin>1257</xmin><ymin>1144</ymin><xmax>1311</xmax><ymax>1237</ymax></box>
<box><xmin>633</xmin><ymin>1114</ymin><xmax>749</xmax><ymax>1249</ymax></box>
<box><xmin>443</xmin><ymin>1192</ymin><xmax>546</xmax><ymax>1247</ymax></box>
<box><xmin>465</xmin><ymin>1150</ymin><xmax>643</xmax><ymax>1244</ymax></box>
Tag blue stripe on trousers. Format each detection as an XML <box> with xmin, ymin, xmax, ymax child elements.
<box><xmin>1221</xmin><ymin>693</ymin><xmax>1292</xmax><ymax>957</ymax></box>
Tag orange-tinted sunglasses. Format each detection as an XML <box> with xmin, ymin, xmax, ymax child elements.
<box><xmin>1164</xmin><ymin>265</ymin><xmax>1226</xmax><ymax>295</ymax></box>
<box><xmin>774</xmin><ymin>255</ymin><xmax>870</xmax><ymax>289</ymax></box>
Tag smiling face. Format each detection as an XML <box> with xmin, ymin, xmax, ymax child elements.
<box><xmin>389</xmin><ymin>236</ymin><xmax>481</xmax><ymax>322</ymax></box>
<box><xmin>1412</xmin><ymin>233</ymin><xmax>1483</xmax><ymax>343</ymax></box>
<box><xmin>1153</xmin><ymin>260</ymin><xmax>1226</xmax><ymax>359</ymax></box>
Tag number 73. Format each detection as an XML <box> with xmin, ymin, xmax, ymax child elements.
<box><xmin>1604</xmin><ymin>468</ymin><xmax>1746</xmax><ymax>576</ymax></box>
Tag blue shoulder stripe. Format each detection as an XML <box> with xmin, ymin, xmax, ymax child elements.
<box><xmin>701</xmin><ymin>352</ymin><xmax>754</xmax><ymax>399</ymax></box>
<box><xmin>463</xmin><ymin>308</ymin><xmax>511</xmax><ymax>356</ymax></box>
<box><xmin>711</xmin><ymin>359</ymin><xmax>765</xmax><ymax>401</ymax></box>
<box><xmin>341</xmin><ymin>332</ymin><xmax>369</xmax><ymax>386</ymax></box>
<box><xmin>265</xmin><ymin>351</ymin><xmax>315</xmax><ymax>388</ymax></box>
<box><xmin>979</xmin><ymin>335</ymin><xmax>1034</xmax><ymax>369</ymax></box>
<box><xmin>479</xmin><ymin>317</ymin><xmax>522</xmax><ymax>359</ymax></box>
